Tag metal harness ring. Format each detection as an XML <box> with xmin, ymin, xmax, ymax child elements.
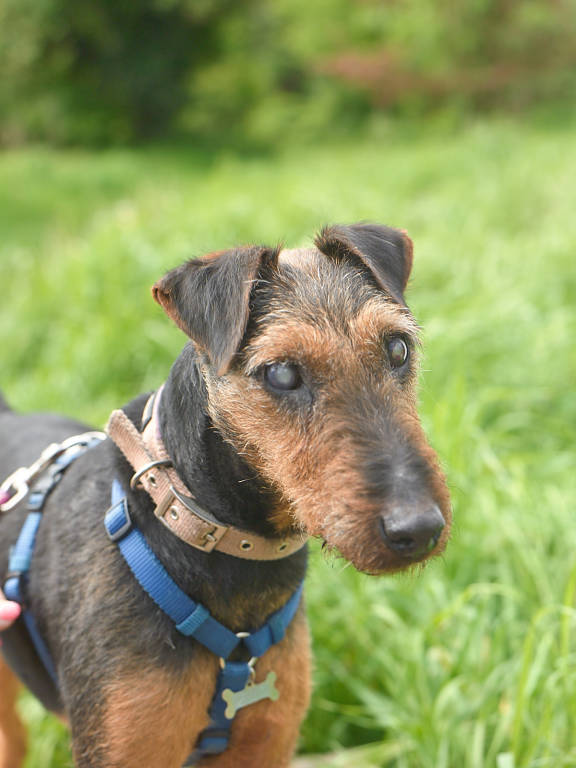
<box><xmin>219</xmin><ymin>631</ymin><xmax>259</xmax><ymax>680</ymax></box>
<box><xmin>0</xmin><ymin>431</ymin><xmax>106</xmax><ymax>513</ymax></box>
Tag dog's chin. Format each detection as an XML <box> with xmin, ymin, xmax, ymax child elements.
<box><xmin>320</xmin><ymin>536</ymin><xmax>444</xmax><ymax>577</ymax></box>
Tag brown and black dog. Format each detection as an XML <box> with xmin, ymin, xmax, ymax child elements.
<box><xmin>0</xmin><ymin>223</ymin><xmax>450</xmax><ymax>767</ymax></box>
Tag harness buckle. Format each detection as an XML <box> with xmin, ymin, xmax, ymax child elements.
<box><xmin>106</xmin><ymin>500</ymin><xmax>133</xmax><ymax>542</ymax></box>
<box><xmin>3</xmin><ymin>573</ymin><xmax>24</xmax><ymax>605</ymax></box>
<box><xmin>0</xmin><ymin>432</ymin><xmax>106</xmax><ymax>513</ymax></box>
<box><xmin>29</xmin><ymin>433</ymin><xmax>106</xmax><ymax>482</ymax></box>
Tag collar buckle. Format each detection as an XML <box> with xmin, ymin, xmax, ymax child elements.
<box><xmin>155</xmin><ymin>487</ymin><xmax>229</xmax><ymax>553</ymax></box>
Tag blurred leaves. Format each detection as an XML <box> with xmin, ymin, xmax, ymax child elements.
<box><xmin>0</xmin><ymin>0</ymin><xmax>251</xmax><ymax>144</ymax></box>
<box><xmin>1</xmin><ymin>0</ymin><xmax>576</xmax><ymax>146</ymax></box>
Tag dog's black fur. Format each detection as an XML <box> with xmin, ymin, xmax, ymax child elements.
<box><xmin>0</xmin><ymin>224</ymin><xmax>450</xmax><ymax>767</ymax></box>
<box><xmin>0</xmin><ymin>358</ymin><xmax>307</xmax><ymax>756</ymax></box>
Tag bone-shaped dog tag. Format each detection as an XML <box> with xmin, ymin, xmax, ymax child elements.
<box><xmin>222</xmin><ymin>671</ymin><xmax>279</xmax><ymax>719</ymax></box>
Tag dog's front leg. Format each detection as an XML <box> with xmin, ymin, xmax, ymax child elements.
<box><xmin>68</xmin><ymin>655</ymin><xmax>217</xmax><ymax>768</ymax></box>
<box><xmin>68</xmin><ymin>618</ymin><xmax>310</xmax><ymax>768</ymax></box>
<box><xmin>0</xmin><ymin>657</ymin><xmax>27</xmax><ymax>768</ymax></box>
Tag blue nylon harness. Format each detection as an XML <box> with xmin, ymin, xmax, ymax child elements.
<box><xmin>3</xmin><ymin>440</ymin><xmax>100</xmax><ymax>686</ymax></box>
<box><xmin>105</xmin><ymin>478</ymin><xmax>303</xmax><ymax>761</ymax></box>
<box><xmin>3</xmin><ymin>441</ymin><xmax>98</xmax><ymax>683</ymax></box>
<box><xmin>3</xmin><ymin>439</ymin><xmax>303</xmax><ymax>765</ymax></box>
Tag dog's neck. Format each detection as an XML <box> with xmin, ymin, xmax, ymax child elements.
<box><xmin>160</xmin><ymin>350</ymin><xmax>283</xmax><ymax>538</ymax></box>
<box><xmin>120</xmin><ymin>344</ymin><xmax>308</xmax><ymax>628</ymax></box>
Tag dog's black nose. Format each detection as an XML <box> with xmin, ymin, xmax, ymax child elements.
<box><xmin>379</xmin><ymin>504</ymin><xmax>445</xmax><ymax>558</ymax></box>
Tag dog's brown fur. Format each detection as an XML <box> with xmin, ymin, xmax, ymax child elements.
<box><xmin>0</xmin><ymin>658</ymin><xmax>26</xmax><ymax>768</ymax></box>
<box><xmin>0</xmin><ymin>223</ymin><xmax>450</xmax><ymax>767</ymax></box>
<box><xmin>204</xmin><ymin>242</ymin><xmax>451</xmax><ymax>575</ymax></box>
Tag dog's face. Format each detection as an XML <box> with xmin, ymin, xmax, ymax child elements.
<box><xmin>153</xmin><ymin>224</ymin><xmax>451</xmax><ymax>574</ymax></box>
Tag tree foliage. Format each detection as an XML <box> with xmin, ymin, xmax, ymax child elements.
<box><xmin>1</xmin><ymin>0</ymin><xmax>575</xmax><ymax>145</ymax></box>
<box><xmin>0</xmin><ymin>0</ymin><xmax>248</xmax><ymax>144</ymax></box>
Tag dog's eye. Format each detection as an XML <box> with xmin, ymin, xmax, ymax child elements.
<box><xmin>387</xmin><ymin>337</ymin><xmax>409</xmax><ymax>368</ymax></box>
<box><xmin>263</xmin><ymin>362</ymin><xmax>302</xmax><ymax>392</ymax></box>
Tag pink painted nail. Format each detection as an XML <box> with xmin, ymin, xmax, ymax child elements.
<box><xmin>0</xmin><ymin>601</ymin><xmax>21</xmax><ymax>625</ymax></box>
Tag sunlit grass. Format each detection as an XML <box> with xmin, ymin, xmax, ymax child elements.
<box><xmin>2</xmin><ymin>118</ymin><xmax>576</xmax><ymax>767</ymax></box>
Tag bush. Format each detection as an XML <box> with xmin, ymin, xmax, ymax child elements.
<box><xmin>1</xmin><ymin>0</ymin><xmax>575</xmax><ymax>146</ymax></box>
<box><xmin>0</xmin><ymin>0</ymin><xmax>255</xmax><ymax>145</ymax></box>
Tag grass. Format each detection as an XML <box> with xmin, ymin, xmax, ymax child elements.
<box><xmin>1</xmin><ymin>117</ymin><xmax>576</xmax><ymax>767</ymax></box>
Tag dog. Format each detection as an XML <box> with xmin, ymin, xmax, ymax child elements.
<box><xmin>0</xmin><ymin>223</ymin><xmax>451</xmax><ymax>767</ymax></box>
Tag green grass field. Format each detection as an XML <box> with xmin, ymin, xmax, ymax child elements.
<box><xmin>1</xmin><ymin>119</ymin><xmax>576</xmax><ymax>767</ymax></box>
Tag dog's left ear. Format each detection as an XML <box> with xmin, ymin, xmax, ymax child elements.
<box><xmin>152</xmin><ymin>246</ymin><xmax>279</xmax><ymax>375</ymax></box>
<box><xmin>315</xmin><ymin>223</ymin><xmax>414</xmax><ymax>302</ymax></box>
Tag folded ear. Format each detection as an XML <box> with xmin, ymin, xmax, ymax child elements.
<box><xmin>315</xmin><ymin>223</ymin><xmax>414</xmax><ymax>302</ymax></box>
<box><xmin>152</xmin><ymin>246</ymin><xmax>279</xmax><ymax>375</ymax></box>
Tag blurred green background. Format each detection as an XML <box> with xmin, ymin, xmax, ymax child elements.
<box><xmin>1</xmin><ymin>2</ymin><xmax>576</xmax><ymax>767</ymax></box>
<box><xmin>2</xmin><ymin>0</ymin><xmax>576</xmax><ymax>146</ymax></box>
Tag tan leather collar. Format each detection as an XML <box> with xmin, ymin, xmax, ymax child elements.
<box><xmin>105</xmin><ymin>387</ymin><xmax>308</xmax><ymax>561</ymax></box>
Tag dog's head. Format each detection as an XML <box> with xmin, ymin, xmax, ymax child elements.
<box><xmin>153</xmin><ymin>223</ymin><xmax>451</xmax><ymax>574</ymax></box>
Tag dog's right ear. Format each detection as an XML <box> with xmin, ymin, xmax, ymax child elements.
<box><xmin>152</xmin><ymin>246</ymin><xmax>279</xmax><ymax>375</ymax></box>
<box><xmin>315</xmin><ymin>223</ymin><xmax>414</xmax><ymax>303</ymax></box>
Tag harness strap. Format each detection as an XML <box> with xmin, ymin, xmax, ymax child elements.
<box><xmin>105</xmin><ymin>478</ymin><xmax>304</xmax><ymax>762</ymax></box>
<box><xmin>185</xmin><ymin>661</ymin><xmax>252</xmax><ymax>762</ymax></box>
<box><xmin>2</xmin><ymin>425</ymin><xmax>303</xmax><ymax>765</ymax></box>
<box><xmin>3</xmin><ymin>436</ymin><xmax>105</xmax><ymax>685</ymax></box>
<box><xmin>106</xmin><ymin>388</ymin><xmax>308</xmax><ymax>561</ymax></box>
<box><xmin>106</xmin><ymin>480</ymin><xmax>238</xmax><ymax>657</ymax></box>
<box><xmin>4</xmin><ymin>507</ymin><xmax>58</xmax><ymax>682</ymax></box>
<box><xmin>106</xmin><ymin>479</ymin><xmax>304</xmax><ymax>656</ymax></box>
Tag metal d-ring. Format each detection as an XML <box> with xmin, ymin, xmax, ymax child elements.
<box><xmin>219</xmin><ymin>631</ymin><xmax>258</xmax><ymax>681</ymax></box>
<box><xmin>0</xmin><ymin>467</ymin><xmax>30</xmax><ymax>512</ymax></box>
<box><xmin>130</xmin><ymin>459</ymin><xmax>173</xmax><ymax>490</ymax></box>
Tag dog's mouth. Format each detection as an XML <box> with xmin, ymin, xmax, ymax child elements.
<box><xmin>311</xmin><ymin>500</ymin><xmax>449</xmax><ymax>576</ymax></box>
<box><xmin>262</xmin><ymin>454</ymin><xmax>450</xmax><ymax>575</ymax></box>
